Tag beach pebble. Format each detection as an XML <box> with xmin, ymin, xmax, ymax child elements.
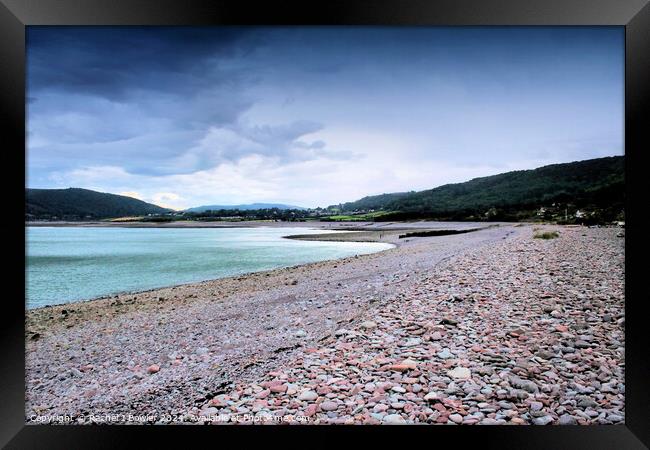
<box><xmin>448</xmin><ymin>367</ymin><xmax>471</xmax><ymax>379</ymax></box>
<box><xmin>298</xmin><ymin>390</ymin><xmax>318</xmax><ymax>401</ymax></box>
<box><xmin>270</xmin><ymin>384</ymin><xmax>287</xmax><ymax>393</ymax></box>
<box><xmin>532</xmin><ymin>416</ymin><xmax>554</xmax><ymax>426</ymax></box>
<box><xmin>382</xmin><ymin>414</ymin><xmax>406</xmax><ymax>424</ymax></box>
<box><xmin>320</xmin><ymin>401</ymin><xmax>339</xmax><ymax>411</ymax></box>
<box><xmin>445</xmin><ymin>414</ymin><xmax>461</xmax><ymax>424</ymax></box>
<box><xmin>558</xmin><ymin>414</ymin><xmax>578</xmax><ymax>425</ymax></box>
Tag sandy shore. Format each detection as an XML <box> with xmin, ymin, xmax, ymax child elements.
<box><xmin>25</xmin><ymin>223</ymin><xmax>624</xmax><ymax>425</ymax></box>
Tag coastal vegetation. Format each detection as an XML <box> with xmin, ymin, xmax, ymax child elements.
<box><xmin>186</xmin><ymin>203</ymin><xmax>306</xmax><ymax>213</ymax></box>
<box><xmin>26</xmin><ymin>156</ymin><xmax>624</xmax><ymax>225</ymax></box>
<box><xmin>321</xmin><ymin>211</ymin><xmax>393</xmax><ymax>222</ymax></box>
<box><xmin>26</xmin><ymin>188</ymin><xmax>171</xmax><ymax>220</ymax></box>
<box><xmin>185</xmin><ymin>208</ymin><xmax>313</xmax><ymax>222</ymax></box>
<box><xmin>331</xmin><ymin>156</ymin><xmax>624</xmax><ymax>224</ymax></box>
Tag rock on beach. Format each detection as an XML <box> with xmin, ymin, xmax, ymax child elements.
<box><xmin>25</xmin><ymin>225</ymin><xmax>625</xmax><ymax>426</ymax></box>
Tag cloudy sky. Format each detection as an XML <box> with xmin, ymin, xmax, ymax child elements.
<box><xmin>27</xmin><ymin>26</ymin><xmax>623</xmax><ymax>210</ymax></box>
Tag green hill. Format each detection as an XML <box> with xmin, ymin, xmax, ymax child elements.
<box><xmin>26</xmin><ymin>188</ymin><xmax>172</xmax><ymax>220</ymax></box>
<box><xmin>335</xmin><ymin>156</ymin><xmax>624</xmax><ymax>222</ymax></box>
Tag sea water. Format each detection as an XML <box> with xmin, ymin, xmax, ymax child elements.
<box><xmin>25</xmin><ymin>226</ymin><xmax>392</xmax><ymax>309</ymax></box>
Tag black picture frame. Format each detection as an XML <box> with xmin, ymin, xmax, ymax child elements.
<box><xmin>1</xmin><ymin>0</ymin><xmax>648</xmax><ymax>448</ymax></box>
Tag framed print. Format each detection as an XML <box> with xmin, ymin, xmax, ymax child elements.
<box><xmin>1</xmin><ymin>0</ymin><xmax>648</xmax><ymax>448</ymax></box>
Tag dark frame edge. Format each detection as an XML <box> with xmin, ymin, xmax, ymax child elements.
<box><xmin>1</xmin><ymin>0</ymin><xmax>649</xmax><ymax>448</ymax></box>
<box><xmin>624</xmin><ymin>1</ymin><xmax>650</xmax><ymax>447</ymax></box>
<box><xmin>1</xmin><ymin>0</ymin><xmax>650</xmax><ymax>25</ymax></box>
<box><xmin>0</xmin><ymin>0</ymin><xmax>26</xmax><ymax>449</ymax></box>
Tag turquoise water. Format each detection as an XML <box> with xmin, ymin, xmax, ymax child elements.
<box><xmin>26</xmin><ymin>226</ymin><xmax>392</xmax><ymax>309</ymax></box>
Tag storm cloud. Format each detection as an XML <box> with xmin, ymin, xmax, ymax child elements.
<box><xmin>27</xmin><ymin>27</ymin><xmax>624</xmax><ymax>209</ymax></box>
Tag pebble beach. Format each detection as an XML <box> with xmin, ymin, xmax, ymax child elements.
<box><xmin>25</xmin><ymin>223</ymin><xmax>625</xmax><ymax>425</ymax></box>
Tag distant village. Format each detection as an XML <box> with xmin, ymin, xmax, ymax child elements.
<box><xmin>27</xmin><ymin>202</ymin><xmax>625</xmax><ymax>227</ymax></box>
<box><xmin>532</xmin><ymin>203</ymin><xmax>624</xmax><ymax>227</ymax></box>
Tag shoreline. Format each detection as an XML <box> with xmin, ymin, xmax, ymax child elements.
<box><xmin>26</xmin><ymin>221</ymin><xmax>492</xmax><ymax>312</ymax></box>
<box><xmin>26</xmin><ymin>240</ymin><xmax>397</xmax><ymax>314</ymax></box>
<box><xmin>26</xmin><ymin>219</ymin><xmax>485</xmax><ymax>325</ymax></box>
<box><xmin>25</xmin><ymin>224</ymin><xmax>624</xmax><ymax>425</ymax></box>
<box><xmin>26</xmin><ymin>226</ymin><xmax>514</xmax><ymax>415</ymax></box>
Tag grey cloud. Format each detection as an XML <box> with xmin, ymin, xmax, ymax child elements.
<box><xmin>26</xmin><ymin>27</ymin><xmax>622</xmax><ymax>205</ymax></box>
<box><xmin>241</xmin><ymin>120</ymin><xmax>323</xmax><ymax>147</ymax></box>
<box><xmin>293</xmin><ymin>139</ymin><xmax>326</xmax><ymax>150</ymax></box>
<box><xmin>161</xmin><ymin>120</ymin><xmax>355</xmax><ymax>174</ymax></box>
<box><xmin>27</xmin><ymin>27</ymin><xmax>260</xmax><ymax>101</ymax></box>
<box><xmin>26</xmin><ymin>27</ymin><xmax>286</xmax><ymax>182</ymax></box>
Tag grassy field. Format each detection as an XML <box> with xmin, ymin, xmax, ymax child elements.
<box><xmin>323</xmin><ymin>211</ymin><xmax>394</xmax><ymax>221</ymax></box>
<box><xmin>106</xmin><ymin>216</ymin><xmax>144</xmax><ymax>222</ymax></box>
